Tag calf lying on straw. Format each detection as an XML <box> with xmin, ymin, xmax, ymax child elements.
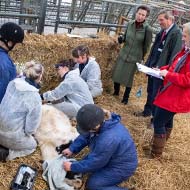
<box><xmin>35</xmin><ymin>104</ymin><xmax>79</xmax><ymax>161</ymax></box>
<box><xmin>36</xmin><ymin>105</ymin><xmax>82</xmax><ymax>189</ymax></box>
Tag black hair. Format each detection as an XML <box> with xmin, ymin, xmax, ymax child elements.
<box><xmin>55</xmin><ymin>59</ymin><xmax>76</xmax><ymax>70</ymax></box>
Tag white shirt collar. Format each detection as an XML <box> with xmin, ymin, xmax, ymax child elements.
<box><xmin>165</xmin><ymin>23</ymin><xmax>174</xmax><ymax>34</ymax></box>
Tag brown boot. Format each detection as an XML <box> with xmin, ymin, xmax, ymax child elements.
<box><xmin>166</xmin><ymin>128</ymin><xmax>172</xmax><ymax>141</ymax></box>
<box><xmin>151</xmin><ymin>134</ymin><xmax>166</xmax><ymax>158</ymax></box>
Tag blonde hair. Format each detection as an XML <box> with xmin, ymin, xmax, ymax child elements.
<box><xmin>183</xmin><ymin>22</ymin><xmax>190</xmax><ymax>36</ymax></box>
<box><xmin>23</xmin><ymin>60</ymin><xmax>44</xmax><ymax>80</ymax></box>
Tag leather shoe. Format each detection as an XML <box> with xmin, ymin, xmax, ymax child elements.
<box><xmin>121</xmin><ymin>100</ymin><xmax>128</xmax><ymax>105</ymax></box>
<box><xmin>112</xmin><ymin>92</ymin><xmax>119</xmax><ymax>96</ymax></box>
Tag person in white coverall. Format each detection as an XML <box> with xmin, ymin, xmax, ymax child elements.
<box><xmin>41</xmin><ymin>59</ymin><xmax>94</xmax><ymax>119</ymax></box>
<box><xmin>0</xmin><ymin>61</ymin><xmax>44</xmax><ymax>161</ymax></box>
<box><xmin>72</xmin><ymin>45</ymin><xmax>103</xmax><ymax>97</ymax></box>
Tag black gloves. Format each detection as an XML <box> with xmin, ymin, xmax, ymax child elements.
<box><xmin>40</xmin><ymin>94</ymin><xmax>44</xmax><ymax>100</ymax></box>
<box><xmin>118</xmin><ymin>35</ymin><xmax>124</xmax><ymax>44</ymax></box>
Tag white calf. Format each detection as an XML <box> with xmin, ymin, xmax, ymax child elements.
<box><xmin>35</xmin><ymin>104</ymin><xmax>79</xmax><ymax>161</ymax></box>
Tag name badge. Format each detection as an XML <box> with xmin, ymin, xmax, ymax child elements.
<box><xmin>158</xmin><ymin>48</ymin><xmax>163</xmax><ymax>52</ymax></box>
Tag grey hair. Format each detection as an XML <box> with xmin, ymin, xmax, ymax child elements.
<box><xmin>23</xmin><ymin>60</ymin><xmax>44</xmax><ymax>80</ymax></box>
<box><xmin>183</xmin><ymin>22</ymin><xmax>190</xmax><ymax>36</ymax></box>
<box><xmin>158</xmin><ymin>9</ymin><xmax>175</xmax><ymax>22</ymax></box>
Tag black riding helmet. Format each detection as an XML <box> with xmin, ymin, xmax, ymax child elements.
<box><xmin>76</xmin><ymin>104</ymin><xmax>105</xmax><ymax>135</ymax></box>
<box><xmin>0</xmin><ymin>22</ymin><xmax>24</xmax><ymax>50</ymax></box>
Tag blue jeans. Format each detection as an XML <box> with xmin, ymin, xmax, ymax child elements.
<box><xmin>153</xmin><ymin>106</ymin><xmax>176</xmax><ymax>134</ymax></box>
<box><xmin>86</xmin><ymin>168</ymin><xmax>134</xmax><ymax>190</ymax></box>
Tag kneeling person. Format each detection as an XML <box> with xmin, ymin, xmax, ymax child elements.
<box><xmin>0</xmin><ymin>61</ymin><xmax>44</xmax><ymax>161</ymax></box>
<box><xmin>63</xmin><ymin>104</ymin><xmax>138</xmax><ymax>190</ymax></box>
<box><xmin>72</xmin><ymin>45</ymin><xmax>103</xmax><ymax>98</ymax></box>
<box><xmin>41</xmin><ymin>59</ymin><xmax>94</xmax><ymax>119</ymax></box>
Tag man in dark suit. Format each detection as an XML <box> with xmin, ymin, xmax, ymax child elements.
<box><xmin>135</xmin><ymin>10</ymin><xmax>182</xmax><ymax>121</ymax></box>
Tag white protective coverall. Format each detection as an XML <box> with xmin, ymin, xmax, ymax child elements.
<box><xmin>77</xmin><ymin>57</ymin><xmax>103</xmax><ymax>97</ymax></box>
<box><xmin>0</xmin><ymin>77</ymin><xmax>42</xmax><ymax>160</ymax></box>
<box><xmin>43</xmin><ymin>68</ymin><xmax>94</xmax><ymax>118</ymax></box>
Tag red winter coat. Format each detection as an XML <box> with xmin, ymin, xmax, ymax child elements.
<box><xmin>154</xmin><ymin>49</ymin><xmax>190</xmax><ymax>113</ymax></box>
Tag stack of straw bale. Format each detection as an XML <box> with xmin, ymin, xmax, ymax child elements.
<box><xmin>0</xmin><ymin>34</ymin><xmax>189</xmax><ymax>190</ymax></box>
<box><xmin>10</xmin><ymin>33</ymin><xmax>119</xmax><ymax>92</ymax></box>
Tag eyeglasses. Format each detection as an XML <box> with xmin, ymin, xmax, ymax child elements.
<box><xmin>55</xmin><ymin>67</ymin><xmax>62</xmax><ymax>71</ymax></box>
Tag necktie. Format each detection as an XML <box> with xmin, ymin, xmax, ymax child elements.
<box><xmin>160</xmin><ymin>50</ymin><xmax>190</xmax><ymax>93</ymax></box>
<box><xmin>174</xmin><ymin>50</ymin><xmax>190</xmax><ymax>72</ymax></box>
<box><xmin>161</xmin><ymin>30</ymin><xmax>166</xmax><ymax>41</ymax></box>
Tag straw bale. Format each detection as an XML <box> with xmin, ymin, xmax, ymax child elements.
<box><xmin>10</xmin><ymin>33</ymin><xmax>119</xmax><ymax>92</ymax></box>
<box><xmin>0</xmin><ymin>34</ymin><xmax>189</xmax><ymax>190</ymax></box>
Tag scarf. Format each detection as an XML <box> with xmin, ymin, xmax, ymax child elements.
<box><xmin>25</xmin><ymin>77</ymin><xmax>41</xmax><ymax>89</ymax></box>
<box><xmin>160</xmin><ymin>49</ymin><xmax>190</xmax><ymax>93</ymax></box>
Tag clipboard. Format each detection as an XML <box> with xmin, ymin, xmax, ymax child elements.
<box><xmin>136</xmin><ymin>63</ymin><xmax>163</xmax><ymax>80</ymax></box>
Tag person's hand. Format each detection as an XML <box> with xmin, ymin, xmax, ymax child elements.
<box><xmin>152</xmin><ymin>67</ymin><xmax>160</xmax><ymax>71</ymax></box>
<box><xmin>118</xmin><ymin>35</ymin><xmax>124</xmax><ymax>44</ymax></box>
<box><xmin>62</xmin><ymin>148</ymin><xmax>73</xmax><ymax>157</ymax></box>
<box><xmin>63</xmin><ymin>161</ymin><xmax>72</xmax><ymax>171</ymax></box>
<box><xmin>160</xmin><ymin>69</ymin><xmax>168</xmax><ymax>77</ymax></box>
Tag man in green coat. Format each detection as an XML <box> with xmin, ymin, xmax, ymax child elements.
<box><xmin>112</xmin><ymin>5</ymin><xmax>153</xmax><ymax>104</ymax></box>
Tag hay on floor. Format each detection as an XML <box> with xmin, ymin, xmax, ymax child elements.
<box><xmin>0</xmin><ymin>34</ymin><xmax>189</xmax><ymax>190</ymax></box>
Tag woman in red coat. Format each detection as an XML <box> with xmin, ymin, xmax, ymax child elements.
<box><xmin>151</xmin><ymin>22</ymin><xmax>190</xmax><ymax>158</ymax></box>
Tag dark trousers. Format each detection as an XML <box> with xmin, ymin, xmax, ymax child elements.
<box><xmin>113</xmin><ymin>82</ymin><xmax>131</xmax><ymax>102</ymax></box>
<box><xmin>113</xmin><ymin>82</ymin><xmax>120</xmax><ymax>95</ymax></box>
<box><xmin>144</xmin><ymin>76</ymin><xmax>163</xmax><ymax>116</ymax></box>
<box><xmin>153</xmin><ymin>106</ymin><xmax>176</xmax><ymax>135</ymax></box>
<box><xmin>86</xmin><ymin>167</ymin><xmax>134</xmax><ymax>190</ymax></box>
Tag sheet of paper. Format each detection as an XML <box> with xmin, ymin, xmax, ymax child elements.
<box><xmin>136</xmin><ymin>63</ymin><xmax>163</xmax><ymax>79</ymax></box>
<box><xmin>66</xmin><ymin>34</ymin><xmax>84</xmax><ymax>38</ymax></box>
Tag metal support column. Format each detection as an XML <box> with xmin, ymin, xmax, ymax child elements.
<box><xmin>54</xmin><ymin>0</ymin><xmax>61</xmax><ymax>33</ymax></box>
<box><xmin>37</xmin><ymin>0</ymin><xmax>47</xmax><ymax>34</ymax></box>
<box><xmin>19</xmin><ymin>0</ymin><xmax>25</xmax><ymax>25</ymax></box>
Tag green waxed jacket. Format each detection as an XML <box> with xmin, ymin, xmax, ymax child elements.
<box><xmin>112</xmin><ymin>20</ymin><xmax>152</xmax><ymax>87</ymax></box>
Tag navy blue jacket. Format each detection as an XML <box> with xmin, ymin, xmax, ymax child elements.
<box><xmin>69</xmin><ymin>113</ymin><xmax>138</xmax><ymax>177</ymax></box>
<box><xmin>0</xmin><ymin>48</ymin><xmax>16</xmax><ymax>103</ymax></box>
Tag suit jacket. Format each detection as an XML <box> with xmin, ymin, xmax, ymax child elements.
<box><xmin>146</xmin><ymin>24</ymin><xmax>182</xmax><ymax>68</ymax></box>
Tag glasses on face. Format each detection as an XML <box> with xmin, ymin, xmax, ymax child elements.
<box><xmin>55</xmin><ymin>67</ymin><xmax>62</xmax><ymax>71</ymax></box>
